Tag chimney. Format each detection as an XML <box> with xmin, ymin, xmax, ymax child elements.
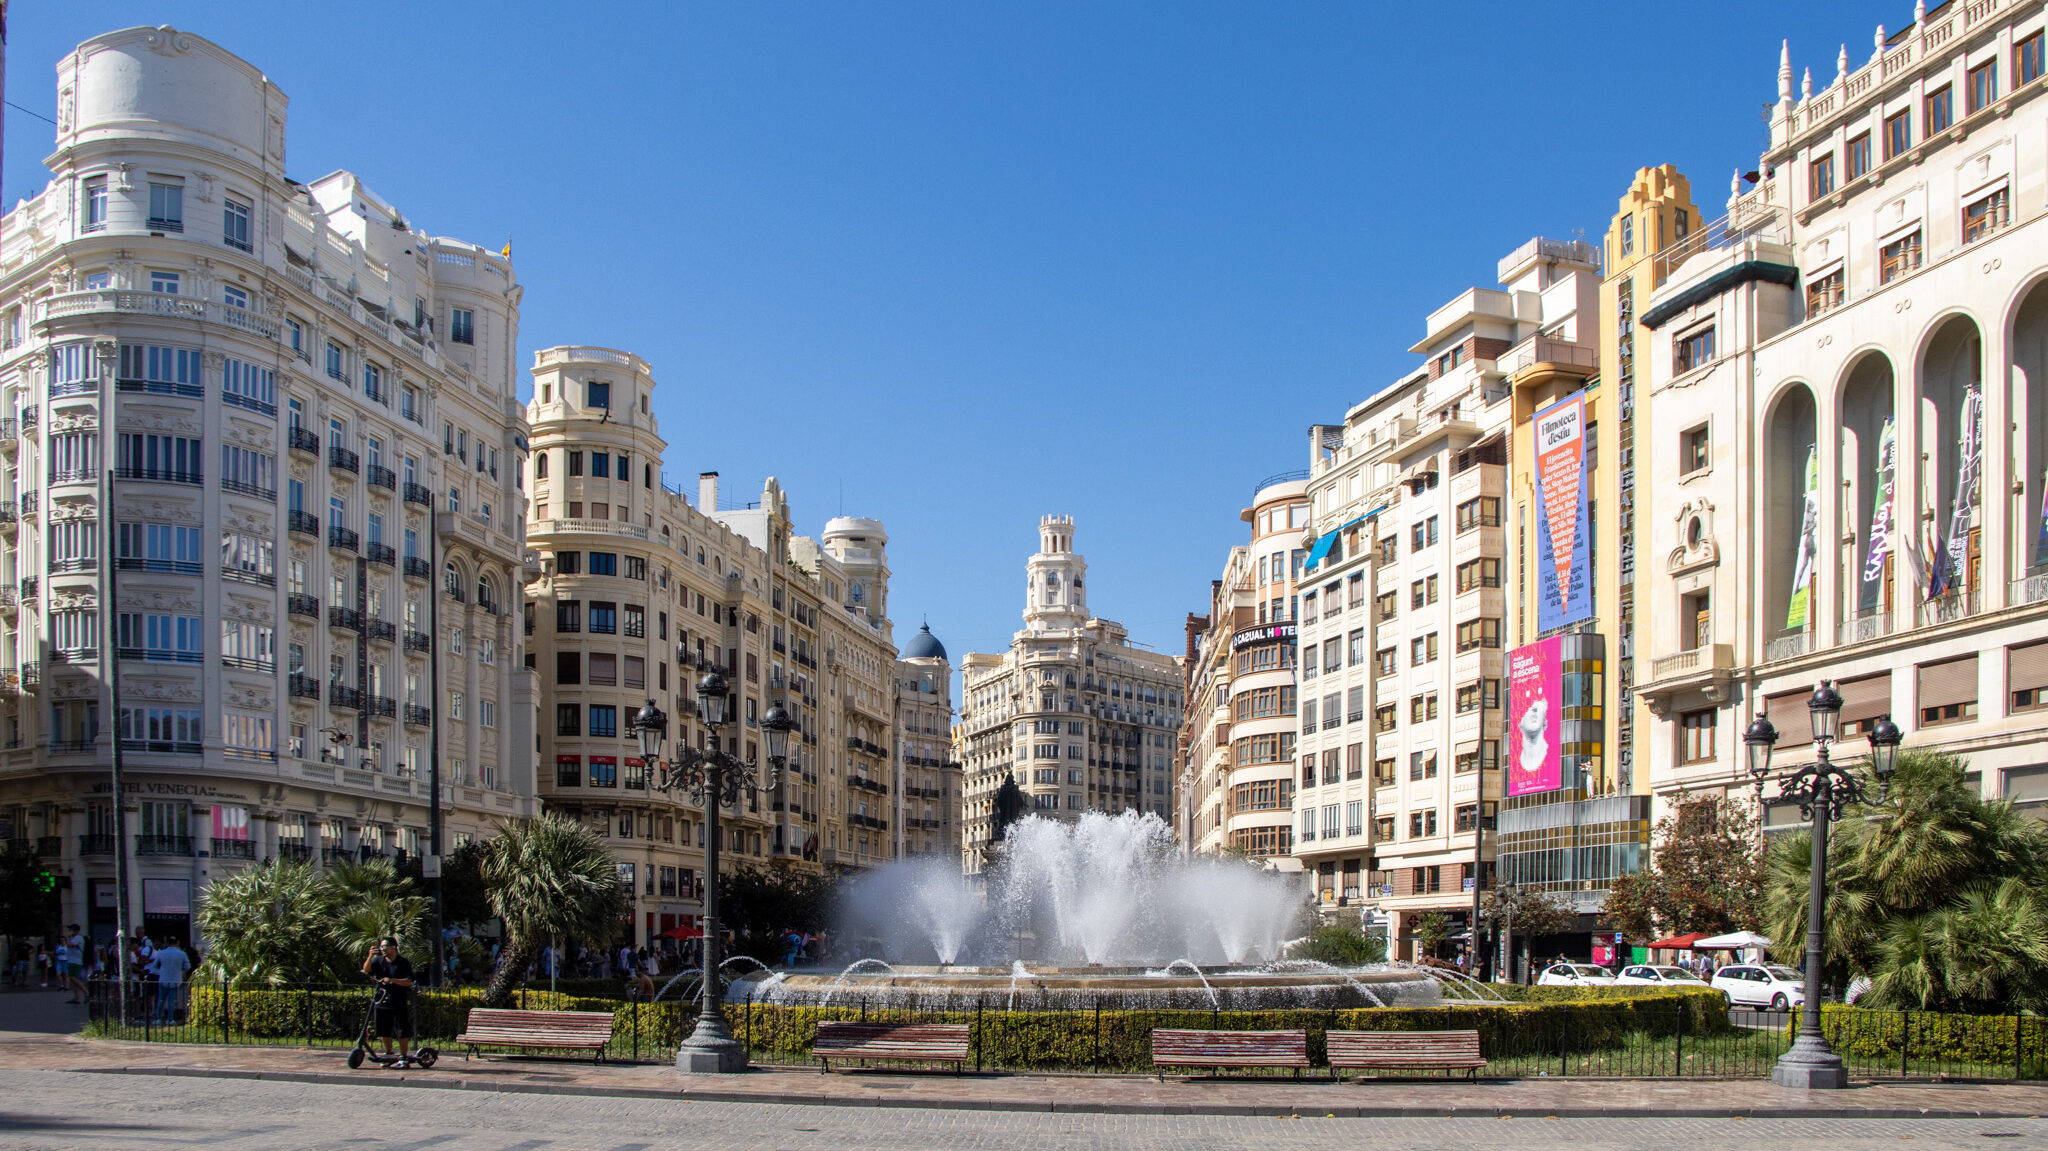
<box><xmin>698</xmin><ymin>471</ymin><xmax>719</xmax><ymax>511</ymax></box>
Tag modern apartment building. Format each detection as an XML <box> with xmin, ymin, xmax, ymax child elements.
<box><xmin>956</xmin><ymin>517</ymin><xmax>1182</xmax><ymax>875</ymax></box>
<box><xmin>524</xmin><ymin>347</ymin><xmax>909</xmax><ymax>942</ymax></box>
<box><xmin>892</xmin><ymin>624</ymin><xmax>961</xmax><ymax>861</ymax></box>
<box><xmin>0</xmin><ymin>26</ymin><xmax>537</xmax><ymax>945</ymax></box>
<box><xmin>1295</xmin><ymin>239</ymin><xmax>1590</xmax><ymax>957</ymax></box>
<box><xmin>1178</xmin><ymin>477</ymin><xmax>1308</xmax><ymax>862</ymax></box>
<box><xmin>1633</xmin><ymin>3</ymin><xmax>2048</xmax><ymax>821</ymax></box>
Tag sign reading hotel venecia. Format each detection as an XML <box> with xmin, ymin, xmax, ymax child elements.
<box><xmin>1532</xmin><ymin>393</ymin><xmax>1591</xmax><ymax>632</ymax></box>
<box><xmin>1507</xmin><ymin>635</ymin><xmax>1564</xmax><ymax>798</ymax></box>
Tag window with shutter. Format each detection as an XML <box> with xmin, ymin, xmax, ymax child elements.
<box><xmin>1836</xmin><ymin>672</ymin><xmax>1893</xmax><ymax>737</ymax></box>
<box><xmin>1764</xmin><ymin>689</ymin><xmax>1814</xmax><ymax>747</ymax></box>
<box><xmin>1917</xmin><ymin>656</ymin><xmax>1979</xmax><ymax>726</ymax></box>
<box><xmin>2010</xmin><ymin>642</ymin><xmax>2048</xmax><ymax>712</ymax></box>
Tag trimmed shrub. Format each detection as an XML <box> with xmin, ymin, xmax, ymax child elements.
<box><xmin>1802</xmin><ymin>1005</ymin><xmax>2048</xmax><ymax>1072</ymax></box>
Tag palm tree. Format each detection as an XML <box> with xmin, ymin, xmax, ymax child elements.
<box><xmin>194</xmin><ymin>857</ymin><xmax>432</xmax><ymax>987</ymax></box>
<box><xmin>479</xmin><ymin>816</ymin><xmax>627</xmax><ymax>1006</ymax></box>
<box><xmin>325</xmin><ymin>858</ymin><xmax>433</xmax><ymax>967</ymax></box>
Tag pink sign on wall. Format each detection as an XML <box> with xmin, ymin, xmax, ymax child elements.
<box><xmin>1507</xmin><ymin>636</ymin><xmax>1564</xmax><ymax>798</ymax></box>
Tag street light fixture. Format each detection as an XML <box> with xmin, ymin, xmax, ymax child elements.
<box><xmin>633</xmin><ymin>674</ymin><xmax>795</xmax><ymax>1074</ymax></box>
<box><xmin>1743</xmin><ymin>680</ymin><xmax>1903</xmax><ymax>1090</ymax></box>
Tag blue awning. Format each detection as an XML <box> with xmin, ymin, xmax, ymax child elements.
<box><xmin>1303</xmin><ymin>532</ymin><xmax>1339</xmax><ymax>571</ymax></box>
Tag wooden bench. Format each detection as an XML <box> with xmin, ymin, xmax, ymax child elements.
<box><xmin>1150</xmin><ymin>1028</ymin><xmax>1310</xmax><ymax>1077</ymax></box>
<box><xmin>1327</xmin><ymin>1029</ymin><xmax>1487</xmax><ymax>1079</ymax></box>
<box><xmin>454</xmin><ymin>1008</ymin><xmax>616</xmax><ymax>1063</ymax></box>
<box><xmin>811</xmin><ymin>1021</ymin><xmax>972</xmax><ymax>1074</ymax></box>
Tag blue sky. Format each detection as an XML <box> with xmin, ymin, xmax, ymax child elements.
<box><xmin>4</xmin><ymin>1</ymin><xmax>1896</xmax><ymax>677</ymax></box>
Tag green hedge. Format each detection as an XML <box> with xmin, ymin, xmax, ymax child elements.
<box><xmin>728</xmin><ymin>988</ymin><xmax>1729</xmax><ymax>1071</ymax></box>
<box><xmin>1801</xmin><ymin>1005</ymin><xmax>2048</xmax><ymax>1072</ymax></box>
<box><xmin>184</xmin><ymin>986</ymin><xmax>692</xmax><ymax>1047</ymax></box>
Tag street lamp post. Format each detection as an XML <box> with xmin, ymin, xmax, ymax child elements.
<box><xmin>634</xmin><ymin>674</ymin><xmax>794</xmax><ymax>1074</ymax></box>
<box><xmin>1743</xmin><ymin>682</ymin><xmax>1903</xmax><ymax>1090</ymax></box>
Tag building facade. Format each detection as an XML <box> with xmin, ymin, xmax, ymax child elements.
<box><xmin>957</xmin><ymin>517</ymin><xmax>1181</xmax><ymax>875</ymax></box>
<box><xmin>1634</xmin><ymin>5</ymin><xmax>2048</xmax><ymax>823</ymax></box>
<box><xmin>0</xmin><ymin>26</ymin><xmax>536</xmax><ymax>946</ymax></box>
<box><xmin>892</xmin><ymin>624</ymin><xmax>961</xmax><ymax>861</ymax></box>
<box><xmin>1293</xmin><ymin>239</ymin><xmax>1593</xmax><ymax>956</ymax></box>
<box><xmin>524</xmin><ymin>348</ymin><xmax>910</xmax><ymax>943</ymax></box>
<box><xmin>1178</xmin><ymin>478</ymin><xmax>1307</xmax><ymax>862</ymax></box>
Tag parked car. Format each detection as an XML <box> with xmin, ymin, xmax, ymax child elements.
<box><xmin>1536</xmin><ymin>963</ymin><xmax>1617</xmax><ymax>987</ymax></box>
<box><xmin>1711</xmin><ymin>963</ymin><xmax>1807</xmax><ymax>1009</ymax></box>
<box><xmin>1615</xmin><ymin>964</ymin><xmax>1709</xmax><ymax>987</ymax></box>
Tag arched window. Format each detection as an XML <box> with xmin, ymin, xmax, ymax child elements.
<box><xmin>444</xmin><ymin>561</ymin><xmax>462</xmax><ymax>598</ymax></box>
<box><xmin>478</xmin><ymin>573</ymin><xmax>496</xmax><ymax>611</ymax></box>
<box><xmin>535</xmin><ymin>452</ymin><xmax>548</xmax><ymax>479</ymax></box>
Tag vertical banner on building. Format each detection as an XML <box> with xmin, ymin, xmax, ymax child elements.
<box><xmin>1786</xmin><ymin>446</ymin><xmax>1819</xmax><ymax>629</ymax></box>
<box><xmin>1507</xmin><ymin>636</ymin><xmax>1564</xmax><ymax>798</ymax></box>
<box><xmin>1859</xmin><ymin>419</ymin><xmax>1897</xmax><ymax>613</ymax></box>
<box><xmin>1929</xmin><ymin>386</ymin><xmax>1983</xmax><ymax>600</ymax></box>
<box><xmin>1533</xmin><ymin>394</ymin><xmax>1591</xmax><ymax>632</ymax></box>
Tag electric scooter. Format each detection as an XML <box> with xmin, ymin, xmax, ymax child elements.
<box><xmin>345</xmin><ymin>982</ymin><xmax>439</xmax><ymax>1069</ymax></box>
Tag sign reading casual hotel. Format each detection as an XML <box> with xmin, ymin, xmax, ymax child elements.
<box><xmin>1508</xmin><ymin>636</ymin><xmax>1563</xmax><ymax>798</ymax></box>
<box><xmin>1533</xmin><ymin>393</ymin><xmax>1591</xmax><ymax>631</ymax></box>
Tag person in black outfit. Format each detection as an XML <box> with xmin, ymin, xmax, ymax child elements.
<box><xmin>361</xmin><ymin>937</ymin><xmax>416</xmax><ymax>1067</ymax></box>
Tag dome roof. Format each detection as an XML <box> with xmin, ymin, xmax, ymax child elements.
<box><xmin>901</xmin><ymin>623</ymin><xmax>947</xmax><ymax>662</ymax></box>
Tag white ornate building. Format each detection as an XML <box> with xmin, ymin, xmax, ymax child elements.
<box><xmin>956</xmin><ymin>517</ymin><xmax>1182</xmax><ymax>874</ymax></box>
<box><xmin>1633</xmin><ymin>2</ymin><xmax>2048</xmax><ymax>824</ymax></box>
<box><xmin>0</xmin><ymin>26</ymin><xmax>537</xmax><ymax>945</ymax></box>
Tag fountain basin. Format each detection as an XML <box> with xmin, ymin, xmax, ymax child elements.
<box><xmin>737</xmin><ymin>963</ymin><xmax>1442</xmax><ymax>1011</ymax></box>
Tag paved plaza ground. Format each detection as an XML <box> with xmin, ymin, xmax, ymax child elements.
<box><xmin>5</xmin><ymin>989</ymin><xmax>2048</xmax><ymax>1148</ymax></box>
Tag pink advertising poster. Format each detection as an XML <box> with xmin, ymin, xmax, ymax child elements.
<box><xmin>1508</xmin><ymin>636</ymin><xmax>1564</xmax><ymax>798</ymax></box>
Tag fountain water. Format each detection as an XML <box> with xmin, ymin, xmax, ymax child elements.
<box><xmin>741</xmin><ymin>812</ymin><xmax>1442</xmax><ymax>1011</ymax></box>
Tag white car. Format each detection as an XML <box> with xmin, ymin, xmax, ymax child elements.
<box><xmin>1711</xmin><ymin>963</ymin><xmax>1808</xmax><ymax>1010</ymax></box>
<box><xmin>1536</xmin><ymin>963</ymin><xmax>1617</xmax><ymax>987</ymax></box>
<box><xmin>1614</xmin><ymin>964</ymin><xmax>1709</xmax><ymax>987</ymax></box>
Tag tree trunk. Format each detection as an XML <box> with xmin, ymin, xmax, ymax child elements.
<box><xmin>482</xmin><ymin>938</ymin><xmax>533</xmax><ymax>1008</ymax></box>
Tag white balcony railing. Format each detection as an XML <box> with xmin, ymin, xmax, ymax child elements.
<box><xmin>36</xmin><ymin>289</ymin><xmax>282</xmax><ymax>341</ymax></box>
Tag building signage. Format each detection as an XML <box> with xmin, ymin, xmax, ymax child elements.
<box><xmin>1230</xmin><ymin>622</ymin><xmax>1297</xmax><ymax>651</ymax></box>
<box><xmin>1859</xmin><ymin>418</ymin><xmax>1897</xmax><ymax>613</ymax></box>
<box><xmin>1787</xmin><ymin>445</ymin><xmax>1819</xmax><ymax>628</ymax></box>
<box><xmin>142</xmin><ymin>878</ymin><xmax>191</xmax><ymax>916</ymax></box>
<box><xmin>1929</xmin><ymin>385</ymin><xmax>1983</xmax><ymax>600</ymax></box>
<box><xmin>1533</xmin><ymin>393</ymin><xmax>1591</xmax><ymax>631</ymax></box>
<box><xmin>1507</xmin><ymin>636</ymin><xmax>1564</xmax><ymax>798</ymax></box>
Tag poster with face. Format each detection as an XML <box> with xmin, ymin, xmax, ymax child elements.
<box><xmin>1533</xmin><ymin>394</ymin><xmax>1591</xmax><ymax>632</ymax></box>
<box><xmin>1508</xmin><ymin>636</ymin><xmax>1563</xmax><ymax>798</ymax></box>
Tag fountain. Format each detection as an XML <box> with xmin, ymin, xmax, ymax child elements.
<box><xmin>745</xmin><ymin>811</ymin><xmax>1443</xmax><ymax>1011</ymax></box>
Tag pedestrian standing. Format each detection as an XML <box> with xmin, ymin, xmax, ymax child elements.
<box><xmin>148</xmin><ymin>938</ymin><xmax>190</xmax><ymax>1025</ymax></box>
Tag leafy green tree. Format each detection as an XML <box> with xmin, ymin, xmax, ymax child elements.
<box><xmin>194</xmin><ymin>858</ymin><xmax>429</xmax><ymax>986</ymax></box>
<box><xmin>1288</xmin><ymin>925</ymin><xmax>1387</xmax><ymax>966</ymax></box>
<box><xmin>437</xmin><ymin>840</ymin><xmax>496</xmax><ymax>930</ymax></box>
<box><xmin>1410</xmin><ymin>911</ymin><xmax>1452</xmax><ymax>958</ymax></box>
<box><xmin>722</xmin><ymin>860</ymin><xmax>834</xmax><ymax>965</ymax></box>
<box><xmin>1481</xmin><ymin>885</ymin><xmax>1576</xmax><ymax>976</ymax></box>
<box><xmin>1761</xmin><ymin>749</ymin><xmax>2048</xmax><ymax>1012</ymax></box>
<box><xmin>1603</xmin><ymin>793</ymin><xmax>1764</xmax><ymax>941</ymax></box>
<box><xmin>479</xmin><ymin>816</ymin><xmax>627</xmax><ymax>1006</ymax></box>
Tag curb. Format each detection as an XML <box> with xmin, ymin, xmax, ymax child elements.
<box><xmin>65</xmin><ymin>1066</ymin><xmax>2048</xmax><ymax>1121</ymax></box>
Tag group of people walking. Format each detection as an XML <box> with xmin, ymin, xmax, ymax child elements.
<box><xmin>10</xmin><ymin>926</ymin><xmax>194</xmax><ymax>1023</ymax></box>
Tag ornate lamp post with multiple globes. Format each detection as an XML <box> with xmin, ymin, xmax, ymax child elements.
<box><xmin>634</xmin><ymin>672</ymin><xmax>795</xmax><ymax>1074</ymax></box>
<box><xmin>1742</xmin><ymin>681</ymin><xmax>1904</xmax><ymax>1089</ymax></box>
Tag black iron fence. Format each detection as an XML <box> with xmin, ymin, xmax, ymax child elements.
<box><xmin>79</xmin><ymin>979</ymin><xmax>2048</xmax><ymax>1080</ymax></box>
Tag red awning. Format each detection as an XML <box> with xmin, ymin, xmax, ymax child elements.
<box><xmin>657</xmin><ymin>925</ymin><xmax>703</xmax><ymax>941</ymax></box>
<box><xmin>1647</xmin><ymin>932</ymin><xmax>1711</xmax><ymax>949</ymax></box>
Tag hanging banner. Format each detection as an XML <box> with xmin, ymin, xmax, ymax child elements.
<box><xmin>2034</xmin><ymin>468</ymin><xmax>2048</xmax><ymax>568</ymax></box>
<box><xmin>1929</xmin><ymin>386</ymin><xmax>1983</xmax><ymax>600</ymax></box>
<box><xmin>1507</xmin><ymin>636</ymin><xmax>1564</xmax><ymax>798</ymax></box>
<box><xmin>1859</xmin><ymin>419</ymin><xmax>1897</xmax><ymax>613</ymax></box>
<box><xmin>1787</xmin><ymin>446</ymin><xmax>1820</xmax><ymax>629</ymax></box>
<box><xmin>1533</xmin><ymin>394</ymin><xmax>1592</xmax><ymax>632</ymax></box>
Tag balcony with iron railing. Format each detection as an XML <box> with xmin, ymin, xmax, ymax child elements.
<box><xmin>327</xmin><ymin>446</ymin><xmax>359</xmax><ymax>474</ymax></box>
<box><xmin>288</xmin><ymin>426</ymin><xmax>321</xmax><ymax>455</ymax></box>
<box><xmin>78</xmin><ymin>833</ymin><xmax>116</xmax><ymax>855</ymax></box>
<box><xmin>0</xmin><ymin>504</ymin><xmax>15</xmax><ymax>528</ymax></box>
<box><xmin>365</xmin><ymin>618</ymin><xmax>395</xmax><ymax>643</ymax></box>
<box><xmin>367</xmin><ymin>464</ymin><xmax>396</xmax><ymax>491</ymax></box>
<box><xmin>137</xmin><ymin>834</ymin><xmax>195</xmax><ymax>856</ymax></box>
<box><xmin>402</xmin><ymin>628</ymin><xmax>431</xmax><ymax>653</ymax></box>
<box><xmin>403</xmin><ymin>704</ymin><xmax>432</xmax><ymax>727</ymax></box>
<box><xmin>403</xmin><ymin>482</ymin><xmax>434</xmax><ymax>507</ymax></box>
<box><xmin>328</xmin><ymin>684</ymin><xmax>365</xmax><ymax>710</ymax></box>
<box><xmin>114</xmin><ymin>465</ymin><xmax>203</xmax><ymax>486</ymax></box>
<box><xmin>402</xmin><ymin>555</ymin><xmax>431</xmax><ymax>580</ymax></box>
<box><xmin>18</xmin><ymin>406</ymin><xmax>36</xmax><ymax>432</ymax></box>
<box><xmin>368</xmin><ymin>695</ymin><xmax>397</xmax><ymax>718</ymax></box>
<box><xmin>17</xmin><ymin>491</ymin><xmax>33</xmax><ymax>517</ymax></box>
<box><xmin>286</xmin><ymin>594</ymin><xmax>320</xmax><ymax>618</ymax></box>
<box><xmin>328</xmin><ymin>606</ymin><xmax>364</xmax><ymax>632</ymax></box>
<box><xmin>122</xmin><ymin>737</ymin><xmax>201</xmax><ymax>755</ymax></box>
<box><xmin>288</xmin><ymin>510</ymin><xmax>320</xmax><ymax>536</ymax></box>
<box><xmin>288</xmin><ymin>673</ymin><xmax>321</xmax><ymax>699</ymax></box>
<box><xmin>221</xmin><ymin>477</ymin><xmax>276</xmax><ymax>502</ymax></box>
<box><xmin>365</xmin><ymin>542</ymin><xmax>396</xmax><ymax>567</ymax></box>
<box><xmin>277</xmin><ymin>842</ymin><xmax>313</xmax><ymax>863</ymax></box>
<box><xmin>211</xmin><ymin>837</ymin><xmax>256</xmax><ymax>860</ymax></box>
<box><xmin>327</xmin><ymin>525</ymin><xmax>358</xmax><ymax>552</ymax></box>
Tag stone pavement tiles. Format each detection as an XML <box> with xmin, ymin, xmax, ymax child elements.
<box><xmin>1</xmin><ymin>1068</ymin><xmax>2046</xmax><ymax>1151</ymax></box>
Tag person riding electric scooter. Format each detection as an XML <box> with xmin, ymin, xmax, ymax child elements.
<box><xmin>348</xmin><ymin>937</ymin><xmax>436</xmax><ymax>1069</ymax></box>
